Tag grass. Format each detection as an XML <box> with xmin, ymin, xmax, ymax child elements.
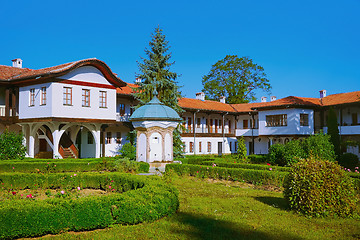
<box><xmin>29</xmin><ymin>174</ymin><xmax>360</xmax><ymax>240</ymax></box>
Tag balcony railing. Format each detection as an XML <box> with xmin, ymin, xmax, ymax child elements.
<box><xmin>184</xmin><ymin>127</ymin><xmax>235</xmax><ymax>135</ymax></box>
<box><xmin>236</xmin><ymin>128</ymin><xmax>259</xmax><ymax>137</ymax></box>
<box><xmin>116</xmin><ymin>113</ymin><xmax>130</xmax><ymax>122</ymax></box>
<box><xmin>0</xmin><ymin>106</ymin><xmax>18</xmax><ymax>117</ymax></box>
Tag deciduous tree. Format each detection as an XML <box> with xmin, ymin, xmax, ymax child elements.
<box><xmin>202</xmin><ymin>55</ymin><xmax>271</xmax><ymax>103</ymax></box>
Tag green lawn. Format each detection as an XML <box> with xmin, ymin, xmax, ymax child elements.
<box><xmin>32</xmin><ymin>175</ymin><xmax>360</xmax><ymax>240</ymax></box>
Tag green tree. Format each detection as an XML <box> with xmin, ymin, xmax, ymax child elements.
<box><xmin>236</xmin><ymin>137</ymin><xmax>247</xmax><ymax>161</ymax></box>
<box><xmin>133</xmin><ymin>27</ymin><xmax>184</xmax><ymax>157</ymax></box>
<box><xmin>0</xmin><ymin>131</ymin><xmax>26</xmax><ymax>160</ymax></box>
<box><xmin>326</xmin><ymin>108</ymin><xmax>341</xmax><ymax>158</ymax></box>
<box><xmin>202</xmin><ymin>55</ymin><xmax>271</xmax><ymax>103</ymax></box>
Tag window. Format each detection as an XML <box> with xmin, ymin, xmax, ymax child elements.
<box><xmin>82</xmin><ymin>89</ymin><xmax>90</xmax><ymax>107</ymax></box>
<box><xmin>188</xmin><ymin>118</ymin><xmax>192</xmax><ymax>132</ymax></box>
<box><xmin>119</xmin><ymin>103</ymin><xmax>125</xmax><ymax>115</ymax></box>
<box><xmin>197</xmin><ymin>118</ymin><xmax>201</xmax><ymax>128</ymax></box>
<box><xmin>29</xmin><ymin>88</ymin><xmax>35</xmax><ymax>106</ymax></box>
<box><xmin>266</xmin><ymin>114</ymin><xmax>287</xmax><ymax>127</ymax></box>
<box><xmin>243</xmin><ymin>119</ymin><xmax>248</xmax><ymax>129</ymax></box>
<box><xmin>230</xmin><ymin>142</ymin><xmax>232</xmax><ymax>152</ymax></box>
<box><xmin>300</xmin><ymin>114</ymin><xmax>309</xmax><ymax>126</ymax></box>
<box><xmin>41</xmin><ymin>87</ymin><xmax>46</xmax><ymax>105</ymax></box>
<box><xmin>207</xmin><ymin>142</ymin><xmax>211</xmax><ymax>152</ymax></box>
<box><xmin>99</xmin><ymin>91</ymin><xmax>107</xmax><ymax>108</ymax></box>
<box><xmin>199</xmin><ymin>142</ymin><xmax>202</xmax><ymax>152</ymax></box>
<box><xmin>116</xmin><ymin>132</ymin><xmax>121</xmax><ymax>144</ymax></box>
<box><xmin>352</xmin><ymin>113</ymin><xmax>358</xmax><ymax>125</ymax></box>
<box><xmin>87</xmin><ymin>131</ymin><xmax>93</xmax><ymax>144</ymax></box>
<box><xmin>190</xmin><ymin>142</ymin><xmax>194</xmax><ymax>153</ymax></box>
<box><xmin>106</xmin><ymin>132</ymin><xmax>112</xmax><ymax>144</ymax></box>
<box><xmin>63</xmin><ymin>87</ymin><xmax>72</xmax><ymax>105</ymax></box>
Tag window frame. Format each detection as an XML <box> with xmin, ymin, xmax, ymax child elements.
<box><xmin>29</xmin><ymin>88</ymin><xmax>35</xmax><ymax>106</ymax></box>
<box><xmin>99</xmin><ymin>91</ymin><xmax>107</xmax><ymax>108</ymax></box>
<box><xmin>265</xmin><ymin>114</ymin><xmax>287</xmax><ymax>127</ymax></box>
<box><xmin>40</xmin><ymin>87</ymin><xmax>46</xmax><ymax>105</ymax></box>
<box><xmin>63</xmin><ymin>87</ymin><xmax>72</xmax><ymax>106</ymax></box>
<box><xmin>106</xmin><ymin>132</ymin><xmax>112</xmax><ymax>144</ymax></box>
<box><xmin>300</xmin><ymin>113</ymin><xmax>309</xmax><ymax>126</ymax></box>
<box><xmin>82</xmin><ymin>89</ymin><xmax>90</xmax><ymax>107</ymax></box>
<box><xmin>119</xmin><ymin>103</ymin><xmax>125</xmax><ymax>115</ymax></box>
<box><xmin>116</xmin><ymin>132</ymin><xmax>121</xmax><ymax>144</ymax></box>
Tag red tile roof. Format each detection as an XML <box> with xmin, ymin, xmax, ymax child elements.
<box><xmin>178</xmin><ymin>98</ymin><xmax>237</xmax><ymax>112</ymax></box>
<box><xmin>0</xmin><ymin>59</ymin><xmax>126</xmax><ymax>87</ymax></box>
<box><xmin>116</xmin><ymin>81</ymin><xmax>360</xmax><ymax>112</ymax></box>
<box><xmin>117</xmin><ymin>83</ymin><xmax>138</xmax><ymax>95</ymax></box>
<box><xmin>321</xmin><ymin>91</ymin><xmax>360</xmax><ymax>106</ymax></box>
<box><xmin>250</xmin><ymin>96</ymin><xmax>321</xmax><ymax>110</ymax></box>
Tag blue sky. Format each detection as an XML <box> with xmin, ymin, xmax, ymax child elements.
<box><xmin>1</xmin><ymin>0</ymin><xmax>359</xmax><ymax>101</ymax></box>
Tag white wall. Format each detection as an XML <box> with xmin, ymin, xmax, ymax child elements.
<box><xmin>19</xmin><ymin>66</ymin><xmax>117</xmax><ymax>120</ymax></box>
<box><xmin>19</xmin><ymin>82</ymin><xmax>52</xmax><ymax>119</ymax></box>
<box><xmin>51</xmin><ymin>82</ymin><xmax>116</xmax><ymax>120</ymax></box>
<box><xmin>60</xmin><ymin>66</ymin><xmax>112</xmax><ymax>85</ymax></box>
<box><xmin>258</xmin><ymin>108</ymin><xmax>314</xmax><ymax>136</ymax></box>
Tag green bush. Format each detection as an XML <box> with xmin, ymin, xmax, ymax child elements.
<box><xmin>0</xmin><ymin>173</ymin><xmax>178</xmax><ymax>239</ymax></box>
<box><xmin>283</xmin><ymin>157</ymin><xmax>357</xmax><ymax>217</ymax></box>
<box><xmin>267</xmin><ymin>144</ymin><xmax>286</xmax><ymax>166</ymax></box>
<box><xmin>119</xmin><ymin>143</ymin><xmax>136</xmax><ymax>160</ymax></box>
<box><xmin>283</xmin><ymin>139</ymin><xmax>306</xmax><ymax>166</ymax></box>
<box><xmin>268</xmin><ymin>133</ymin><xmax>336</xmax><ymax>166</ymax></box>
<box><xmin>0</xmin><ymin>131</ymin><xmax>26</xmax><ymax>160</ymax></box>
<box><xmin>236</xmin><ymin>137</ymin><xmax>247</xmax><ymax>161</ymax></box>
<box><xmin>338</xmin><ymin>153</ymin><xmax>359</xmax><ymax>171</ymax></box>
<box><xmin>303</xmin><ymin>133</ymin><xmax>336</xmax><ymax>162</ymax></box>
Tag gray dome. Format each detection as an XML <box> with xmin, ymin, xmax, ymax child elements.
<box><xmin>129</xmin><ymin>96</ymin><xmax>182</xmax><ymax>121</ymax></box>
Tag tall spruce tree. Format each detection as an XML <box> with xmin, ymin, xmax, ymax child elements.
<box><xmin>133</xmin><ymin>27</ymin><xmax>184</xmax><ymax>157</ymax></box>
<box><xmin>327</xmin><ymin>107</ymin><xmax>341</xmax><ymax>158</ymax></box>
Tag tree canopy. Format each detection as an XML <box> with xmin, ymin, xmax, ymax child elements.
<box><xmin>202</xmin><ymin>55</ymin><xmax>271</xmax><ymax>104</ymax></box>
<box><xmin>132</xmin><ymin>27</ymin><xmax>184</xmax><ymax>157</ymax></box>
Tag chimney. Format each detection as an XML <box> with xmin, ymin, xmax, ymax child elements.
<box><xmin>219</xmin><ymin>96</ymin><xmax>226</xmax><ymax>103</ymax></box>
<box><xmin>270</xmin><ymin>96</ymin><xmax>276</xmax><ymax>102</ymax></box>
<box><xmin>196</xmin><ymin>92</ymin><xmax>205</xmax><ymax>101</ymax></box>
<box><xmin>12</xmin><ymin>58</ymin><xmax>22</xmax><ymax>68</ymax></box>
<box><xmin>261</xmin><ymin>96</ymin><xmax>267</xmax><ymax>102</ymax></box>
<box><xmin>319</xmin><ymin>90</ymin><xmax>326</xmax><ymax>98</ymax></box>
<box><xmin>135</xmin><ymin>78</ymin><xmax>141</xmax><ymax>83</ymax></box>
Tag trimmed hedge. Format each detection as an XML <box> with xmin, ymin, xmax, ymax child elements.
<box><xmin>166</xmin><ymin>163</ymin><xmax>287</xmax><ymax>187</ymax></box>
<box><xmin>0</xmin><ymin>173</ymin><xmax>178</xmax><ymax>239</ymax></box>
<box><xmin>199</xmin><ymin>161</ymin><xmax>290</xmax><ymax>172</ymax></box>
<box><xmin>0</xmin><ymin>159</ymin><xmax>149</xmax><ymax>173</ymax></box>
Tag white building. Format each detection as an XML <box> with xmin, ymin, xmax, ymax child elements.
<box><xmin>1</xmin><ymin>58</ymin><xmax>359</xmax><ymax>160</ymax></box>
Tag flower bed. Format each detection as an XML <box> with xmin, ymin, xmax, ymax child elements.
<box><xmin>0</xmin><ymin>173</ymin><xmax>178</xmax><ymax>239</ymax></box>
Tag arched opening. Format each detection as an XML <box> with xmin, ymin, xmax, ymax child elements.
<box><xmin>74</xmin><ymin>127</ymin><xmax>96</xmax><ymax>158</ymax></box>
<box><xmin>35</xmin><ymin>125</ymin><xmax>53</xmax><ymax>158</ymax></box>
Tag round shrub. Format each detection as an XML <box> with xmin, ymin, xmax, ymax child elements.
<box><xmin>284</xmin><ymin>157</ymin><xmax>357</xmax><ymax>217</ymax></box>
<box><xmin>268</xmin><ymin>144</ymin><xmax>286</xmax><ymax>166</ymax></box>
<box><xmin>338</xmin><ymin>153</ymin><xmax>359</xmax><ymax>170</ymax></box>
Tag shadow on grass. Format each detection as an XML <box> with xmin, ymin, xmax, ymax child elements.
<box><xmin>171</xmin><ymin>212</ymin><xmax>303</xmax><ymax>240</ymax></box>
<box><xmin>254</xmin><ymin>196</ymin><xmax>289</xmax><ymax>211</ymax></box>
